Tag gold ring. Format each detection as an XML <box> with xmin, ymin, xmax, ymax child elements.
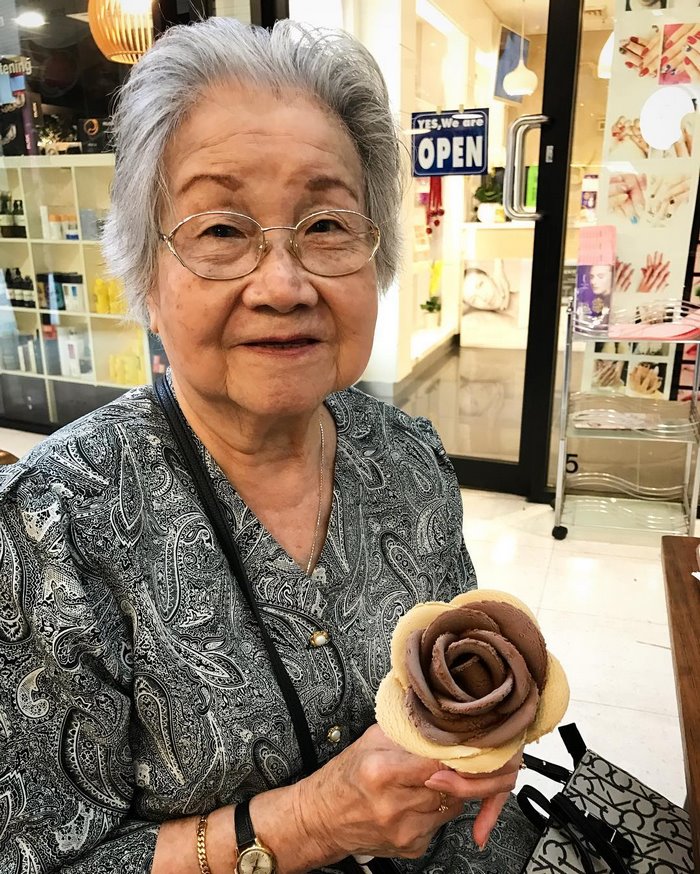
<box><xmin>438</xmin><ymin>791</ymin><xmax>449</xmax><ymax>813</ymax></box>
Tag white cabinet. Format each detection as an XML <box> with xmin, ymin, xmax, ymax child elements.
<box><xmin>0</xmin><ymin>154</ymin><xmax>163</xmax><ymax>428</ymax></box>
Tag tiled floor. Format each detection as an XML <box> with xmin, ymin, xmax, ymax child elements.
<box><xmin>462</xmin><ymin>488</ymin><xmax>686</xmax><ymax>808</ymax></box>
<box><xmin>0</xmin><ymin>426</ymin><xmax>686</xmax><ymax>809</ymax></box>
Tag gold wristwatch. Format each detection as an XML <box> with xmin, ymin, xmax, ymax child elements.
<box><xmin>234</xmin><ymin>799</ymin><xmax>277</xmax><ymax>874</ymax></box>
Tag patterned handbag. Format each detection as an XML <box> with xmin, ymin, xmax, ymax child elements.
<box><xmin>518</xmin><ymin>723</ymin><xmax>694</xmax><ymax>873</ymax></box>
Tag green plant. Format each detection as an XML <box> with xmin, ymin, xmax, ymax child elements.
<box><xmin>474</xmin><ymin>172</ymin><xmax>503</xmax><ymax>204</ymax></box>
<box><xmin>420</xmin><ymin>295</ymin><xmax>442</xmax><ymax>313</ymax></box>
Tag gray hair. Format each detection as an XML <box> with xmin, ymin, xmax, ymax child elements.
<box><xmin>102</xmin><ymin>17</ymin><xmax>404</xmax><ymax>327</ymax></box>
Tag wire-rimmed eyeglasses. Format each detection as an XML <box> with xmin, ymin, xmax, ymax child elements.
<box><xmin>158</xmin><ymin>209</ymin><xmax>381</xmax><ymax>281</ymax></box>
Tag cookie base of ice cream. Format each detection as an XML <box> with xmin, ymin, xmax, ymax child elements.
<box><xmin>375</xmin><ymin>590</ymin><xmax>569</xmax><ymax>773</ymax></box>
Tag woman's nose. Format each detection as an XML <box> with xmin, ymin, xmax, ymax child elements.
<box><xmin>242</xmin><ymin>233</ymin><xmax>317</xmax><ymax>312</ymax></box>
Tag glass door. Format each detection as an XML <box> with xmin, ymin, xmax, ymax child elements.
<box><xmin>403</xmin><ymin>0</ymin><xmax>584</xmax><ymax>500</ymax></box>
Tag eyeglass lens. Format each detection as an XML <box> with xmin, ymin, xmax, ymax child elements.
<box><xmin>170</xmin><ymin>210</ymin><xmax>379</xmax><ymax>280</ymax></box>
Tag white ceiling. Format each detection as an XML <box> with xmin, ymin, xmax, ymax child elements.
<box><xmin>483</xmin><ymin>0</ymin><xmax>615</xmax><ymax>34</ymax></box>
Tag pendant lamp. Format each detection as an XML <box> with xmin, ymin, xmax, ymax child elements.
<box><xmin>88</xmin><ymin>0</ymin><xmax>154</xmax><ymax>65</ymax></box>
<box><xmin>503</xmin><ymin>0</ymin><xmax>538</xmax><ymax>98</ymax></box>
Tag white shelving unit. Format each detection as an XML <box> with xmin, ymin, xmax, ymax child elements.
<box><xmin>552</xmin><ymin>300</ymin><xmax>700</xmax><ymax>539</ymax></box>
<box><xmin>0</xmin><ymin>154</ymin><xmax>158</xmax><ymax>429</ymax></box>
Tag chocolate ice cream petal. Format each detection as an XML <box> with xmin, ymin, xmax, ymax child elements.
<box><xmin>406</xmin><ymin>689</ymin><xmax>503</xmax><ymax>744</ymax></box>
<box><xmin>473</xmin><ymin>601</ymin><xmax>548</xmax><ymax>690</ymax></box>
<box><xmin>463</xmin><ymin>681</ymin><xmax>540</xmax><ymax>748</ymax></box>
<box><xmin>405</xmin><ymin>628</ymin><xmax>445</xmax><ymax>717</ymax></box>
<box><xmin>419</xmin><ymin>608</ymin><xmax>500</xmax><ymax>669</ymax></box>
<box><xmin>467</xmin><ymin>630</ymin><xmax>532</xmax><ymax>714</ymax></box>
<box><xmin>428</xmin><ymin>632</ymin><xmax>475</xmax><ymax>701</ymax></box>
<box><xmin>447</xmin><ymin>638</ymin><xmax>508</xmax><ymax>689</ymax></box>
<box><xmin>435</xmin><ymin>671</ymin><xmax>514</xmax><ymax>714</ymax></box>
<box><xmin>452</xmin><ymin>656</ymin><xmax>496</xmax><ymax>698</ymax></box>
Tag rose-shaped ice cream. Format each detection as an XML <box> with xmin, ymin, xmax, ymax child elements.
<box><xmin>375</xmin><ymin>590</ymin><xmax>569</xmax><ymax>773</ymax></box>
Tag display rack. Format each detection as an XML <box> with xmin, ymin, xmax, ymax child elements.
<box><xmin>552</xmin><ymin>300</ymin><xmax>700</xmax><ymax>539</ymax></box>
<box><xmin>0</xmin><ymin>155</ymin><xmax>166</xmax><ymax>430</ymax></box>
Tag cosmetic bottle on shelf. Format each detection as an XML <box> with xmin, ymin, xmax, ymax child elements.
<box><xmin>0</xmin><ymin>192</ymin><xmax>13</xmax><ymax>238</ymax></box>
<box><xmin>35</xmin><ymin>273</ymin><xmax>48</xmax><ymax>309</ymax></box>
<box><xmin>12</xmin><ymin>200</ymin><xmax>26</xmax><ymax>239</ymax></box>
<box><xmin>22</xmin><ymin>276</ymin><xmax>35</xmax><ymax>308</ymax></box>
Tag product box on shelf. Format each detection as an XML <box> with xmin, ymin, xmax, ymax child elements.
<box><xmin>77</xmin><ymin>118</ymin><xmax>114</xmax><ymax>154</ymax></box>
<box><xmin>56</xmin><ymin>326</ymin><xmax>92</xmax><ymax>380</ymax></box>
<box><xmin>40</xmin><ymin>322</ymin><xmax>61</xmax><ymax>376</ymax></box>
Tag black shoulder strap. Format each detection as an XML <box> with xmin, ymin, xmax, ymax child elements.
<box><xmin>154</xmin><ymin>376</ymin><xmax>319</xmax><ymax>775</ymax></box>
<box><xmin>521</xmin><ymin>752</ymin><xmax>573</xmax><ymax>784</ymax></box>
<box><xmin>558</xmin><ymin>722</ymin><xmax>587</xmax><ymax>767</ymax></box>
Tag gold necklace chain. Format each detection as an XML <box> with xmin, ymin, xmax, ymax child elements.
<box><xmin>305</xmin><ymin>417</ymin><xmax>325</xmax><ymax>578</ymax></box>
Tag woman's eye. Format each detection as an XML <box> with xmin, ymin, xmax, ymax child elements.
<box><xmin>202</xmin><ymin>223</ymin><xmax>246</xmax><ymax>239</ymax></box>
<box><xmin>307</xmin><ymin>218</ymin><xmax>343</xmax><ymax>234</ymax></box>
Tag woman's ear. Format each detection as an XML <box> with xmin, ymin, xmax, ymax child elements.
<box><xmin>146</xmin><ymin>291</ymin><xmax>159</xmax><ymax>334</ymax></box>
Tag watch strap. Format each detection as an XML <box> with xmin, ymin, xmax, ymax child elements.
<box><xmin>234</xmin><ymin>799</ymin><xmax>256</xmax><ymax>851</ymax></box>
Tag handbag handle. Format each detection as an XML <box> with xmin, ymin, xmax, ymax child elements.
<box><xmin>154</xmin><ymin>377</ymin><xmax>400</xmax><ymax>874</ymax></box>
<box><xmin>518</xmin><ymin>786</ymin><xmax>633</xmax><ymax>874</ymax></box>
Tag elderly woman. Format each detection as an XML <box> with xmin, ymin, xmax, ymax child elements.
<box><xmin>0</xmin><ymin>18</ymin><xmax>535</xmax><ymax>874</ymax></box>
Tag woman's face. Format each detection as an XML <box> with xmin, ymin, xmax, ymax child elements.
<box><xmin>590</xmin><ymin>266</ymin><xmax>612</xmax><ymax>295</ymax></box>
<box><xmin>150</xmin><ymin>82</ymin><xmax>379</xmax><ymax>420</ymax></box>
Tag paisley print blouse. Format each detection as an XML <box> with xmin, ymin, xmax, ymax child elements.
<box><xmin>0</xmin><ymin>383</ymin><xmax>534</xmax><ymax>873</ymax></box>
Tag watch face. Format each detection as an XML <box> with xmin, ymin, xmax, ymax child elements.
<box><xmin>237</xmin><ymin>846</ymin><xmax>275</xmax><ymax>874</ymax></box>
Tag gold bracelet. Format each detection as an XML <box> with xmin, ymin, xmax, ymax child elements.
<box><xmin>196</xmin><ymin>813</ymin><xmax>212</xmax><ymax>874</ymax></box>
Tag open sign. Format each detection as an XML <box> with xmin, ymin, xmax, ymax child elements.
<box><xmin>411</xmin><ymin>109</ymin><xmax>489</xmax><ymax>177</ymax></box>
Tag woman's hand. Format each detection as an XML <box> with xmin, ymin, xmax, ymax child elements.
<box><xmin>293</xmin><ymin>724</ymin><xmax>520</xmax><ymax>863</ymax></box>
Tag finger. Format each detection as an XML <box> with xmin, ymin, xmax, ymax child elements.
<box><xmin>674</xmin><ymin>136</ymin><xmax>690</xmax><ymax>158</ymax></box>
<box><xmin>667</xmin><ymin>179</ymin><xmax>690</xmax><ymax>200</ymax></box>
<box><xmin>643</xmin><ymin>30</ymin><xmax>661</xmax><ymax>58</ymax></box>
<box><xmin>472</xmin><ymin>792</ymin><xmax>511</xmax><ymax>851</ymax></box>
<box><xmin>415</xmin><ymin>788</ymin><xmax>450</xmax><ymax>815</ymax></box>
<box><xmin>663</xmin><ymin>41</ymin><xmax>688</xmax><ymax>73</ymax></box>
<box><xmin>640</xmin><ymin>47</ymin><xmax>659</xmax><ymax>76</ymax></box>
<box><xmin>425</xmin><ymin>769</ymin><xmax>517</xmax><ymax>800</ymax></box>
<box><xmin>621</xmin><ymin>46</ymin><xmax>645</xmax><ymax>67</ymax></box>
<box><xmin>628</xmin><ymin>178</ymin><xmax>646</xmax><ymax>212</ymax></box>
<box><xmin>665</xmin><ymin>23</ymin><xmax>694</xmax><ymax>52</ymax></box>
<box><xmin>686</xmin><ymin>47</ymin><xmax>700</xmax><ymax>78</ymax></box>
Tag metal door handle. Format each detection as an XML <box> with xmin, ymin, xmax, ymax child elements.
<box><xmin>503</xmin><ymin>114</ymin><xmax>550</xmax><ymax>221</ymax></box>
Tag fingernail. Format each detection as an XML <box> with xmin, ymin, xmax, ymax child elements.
<box><xmin>661</xmin><ymin>55</ymin><xmax>668</xmax><ymax>66</ymax></box>
<box><xmin>641</xmin><ymin>67</ymin><xmax>649</xmax><ymax>75</ymax></box>
<box><xmin>630</xmin><ymin>36</ymin><xmax>640</xmax><ymax>44</ymax></box>
<box><xmin>685</xmin><ymin>57</ymin><xmax>691</xmax><ymax>64</ymax></box>
<box><xmin>626</xmin><ymin>61</ymin><xmax>635</xmax><ymax>68</ymax></box>
<box><xmin>689</xmin><ymin>36</ymin><xmax>697</xmax><ymax>45</ymax></box>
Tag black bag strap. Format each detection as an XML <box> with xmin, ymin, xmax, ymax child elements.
<box><xmin>518</xmin><ymin>786</ymin><xmax>633</xmax><ymax>874</ymax></box>
<box><xmin>154</xmin><ymin>377</ymin><xmax>401</xmax><ymax>874</ymax></box>
<box><xmin>558</xmin><ymin>722</ymin><xmax>587</xmax><ymax>767</ymax></box>
<box><xmin>518</xmin><ymin>786</ymin><xmax>596</xmax><ymax>874</ymax></box>
<box><xmin>155</xmin><ymin>375</ymin><xmax>319</xmax><ymax>775</ymax></box>
<box><xmin>521</xmin><ymin>752</ymin><xmax>573</xmax><ymax>784</ymax></box>
<box><xmin>520</xmin><ymin>723</ymin><xmax>588</xmax><ymax>784</ymax></box>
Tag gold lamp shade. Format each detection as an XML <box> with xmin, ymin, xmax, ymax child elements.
<box><xmin>88</xmin><ymin>0</ymin><xmax>154</xmax><ymax>65</ymax></box>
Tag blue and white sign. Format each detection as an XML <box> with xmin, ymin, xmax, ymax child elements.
<box><xmin>411</xmin><ymin>108</ymin><xmax>489</xmax><ymax>177</ymax></box>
